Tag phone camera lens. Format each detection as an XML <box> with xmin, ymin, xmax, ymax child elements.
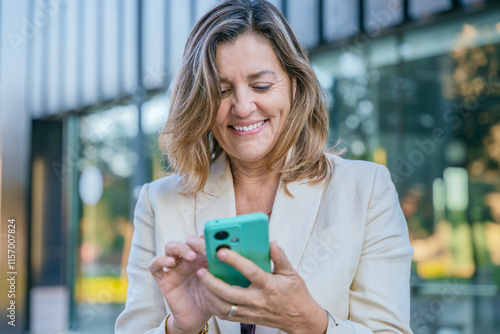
<box><xmin>216</xmin><ymin>245</ymin><xmax>230</xmax><ymax>252</ymax></box>
<box><xmin>214</xmin><ymin>231</ymin><xmax>229</xmax><ymax>240</ymax></box>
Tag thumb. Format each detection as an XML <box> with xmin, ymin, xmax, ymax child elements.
<box><xmin>270</xmin><ymin>241</ymin><xmax>295</xmax><ymax>275</ymax></box>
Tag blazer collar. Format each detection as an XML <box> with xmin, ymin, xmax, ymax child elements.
<box><xmin>195</xmin><ymin>151</ymin><xmax>326</xmax><ymax>266</ymax></box>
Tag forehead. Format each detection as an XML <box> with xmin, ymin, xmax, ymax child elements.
<box><xmin>215</xmin><ymin>33</ymin><xmax>284</xmax><ymax>77</ymax></box>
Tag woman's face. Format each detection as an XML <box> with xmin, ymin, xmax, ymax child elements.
<box><xmin>211</xmin><ymin>32</ymin><xmax>294</xmax><ymax>167</ymax></box>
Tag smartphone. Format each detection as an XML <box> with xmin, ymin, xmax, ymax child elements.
<box><xmin>204</xmin><ymin>212</ymin><xmax>271</xmax><ymax>287</ymax></box>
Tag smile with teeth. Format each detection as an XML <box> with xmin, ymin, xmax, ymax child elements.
<box><xmin>230</xmin><ymin>120</ymin><xmax>266</xmax><ymax>132</ymax></box>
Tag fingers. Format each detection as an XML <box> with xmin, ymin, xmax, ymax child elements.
<box><xmin>197</xmin><ymin>268</ymin><xmax>246</xmax><ymax>302</ymax></box>
<box><xmin>270</xmin><ymin>241</ymin><xmax>294</xmax><ymax>275</ymax></box>
<box><xmin>151</xmin><ymin>236</ymin><xmax>207</xmax><ymax>279</ymax></box>
<box><xmin>186</xmin><ymin>235</ymin><xmax>206</xmax><ymax>256</ymax></box>
<box><xmin>163</xmin><ymin>235</ymin><xmax>206</xmax><ymax>266</ymax></box>
<box><xmin>197</xmin><ymin>268</ymin><xmax>250</xmax><ymax>320</ymax></box>
<box><xmin>215</xmin><ymin>248</ymin><xmax>270</xmax><ymax>286</ymax></box>
<box><xmin>149</xmin><ymin>255</ymin><xmax>170</xmax><ymax>280</ymax></box>
<box><xmin>164</xmin><ymin>240</ymin><xmax>198</xmax><ymax>262</ymax></box>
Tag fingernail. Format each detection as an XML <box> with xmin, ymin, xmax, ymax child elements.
<box><xmin>197</xmin><ymin>268</ymin><xmax>205</xmax><ymax>277</ymax></box>
<box><xmin>217</xmin><ymin>250</ymin><xmax>227</xmax><ymax>259</ymax></box>
<box><xmin>187</xmin><ymin>251</ymin><xmax>196</xmax><ymax>259</ymax></box>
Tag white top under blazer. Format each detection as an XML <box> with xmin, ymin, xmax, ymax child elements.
<box><xmin>115</xmin><ymin>153</ymin><xmax>414</xmax><ymax>334</ymax></box>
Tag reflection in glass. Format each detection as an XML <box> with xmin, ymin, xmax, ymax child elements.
<box><xmin>311</xmin><ymin>11</ymin><xmax>500</xmax><ymax>332</ymax></box>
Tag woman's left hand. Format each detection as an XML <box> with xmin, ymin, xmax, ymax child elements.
<box><xmin>196</xmin><ymin>241</ymin><xmax>329</xmax><ymax>334</ymax></box>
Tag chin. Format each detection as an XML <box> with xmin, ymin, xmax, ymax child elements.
<box><xmin>230</xmin><ymin>150</ymin><xmax>269</xmax><ymax>163</ymax></box>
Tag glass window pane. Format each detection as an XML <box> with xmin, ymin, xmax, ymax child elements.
<box><xmin>46</xmin><ymin>0</ymin><xmax>60</xmax><ymax>114</ymax></box>
<box><xmin>409</xmin><ymin>0</ymin><xmax>452</xmax><ymax>19</ymax></box>
<box><xmin>266</xmin><ymin>0</ymin><xmax>282</xmax><ymax>12</ymax></box>
<box><xmin>170</xmin><ymin>0</ymin><xmax>192</xmax><ymax>73</ymax></box>
<box><xmin>323</xmin><ymin>0</ymin><xmax>359</xmax><ymax>42</ymax></box>
<box><xmin>195</xmin><ymin>0</ymin><xmax>218</xmax><ymax>21</ymax></box>
<box><xmin>364</xmin><ymin>0</ymin><xmax>404</xmax><ymax>34</ymax></box>
<box><xmin>143</xmin><ymin>0</ymin><xmax>167</xmax><ymax>90</ymax></box>
<box><xmin>123</xmin><ymin>0</ymin><xmax>138</xmax><ymax>95</ymax></box>
<box><xmin>31</xmin><ymin>0</ymin><xmax>44</xmax><ymax>117</ymax></box>
<box><xmin>312</xmin><ymin>12</ymin><xmax>500</xmax><ymax>332</ymax></box>
<box><xmin>75</xmin><ymin>105</ymin><xmax>138</xmax><ymax>332</ymax></box>
<box><xmin>64</xmin><ymin>0</ymin><xmax>80</xmax><ymax>110</ymax></box>
<box><xmin>82</xmin><ymin>0</ymin><xmax>99</xmax><ymax>106</ymax></box>
<box><xmin>288</xmin><ymin>0</ymin><xmax>320</xmax><ymax>48</ymax></box>
<box><xmin>102</xmin><ymin>0</ymin><xmax>120</xmax><ymax>99</ymax></box>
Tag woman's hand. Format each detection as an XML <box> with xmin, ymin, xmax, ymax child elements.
<box><xmin>148</xmin><ymin>236</ymin><xmax>211</xmax><ymax>334</ymax></box>
<box><xmin>196</xmin><ymin>241</ymin><xmax>329</xmax><ymax>334</ymax></box>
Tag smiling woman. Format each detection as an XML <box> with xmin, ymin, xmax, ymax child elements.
<box><xmin>115</xmin><ymin>1</ymin><xmax>414</xmax><ymax>334</ymax></box>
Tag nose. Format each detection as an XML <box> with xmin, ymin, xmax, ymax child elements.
<box><xmin>231</xmin><ymin>88</ymin><xmax>256</xmax><ymax>118</ymax></box>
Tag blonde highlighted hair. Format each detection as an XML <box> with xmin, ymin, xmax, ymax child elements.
<box><xmin>159</xmin><ymin>0</ymin><xmax>334</xmax><ymax>195</ymax></box>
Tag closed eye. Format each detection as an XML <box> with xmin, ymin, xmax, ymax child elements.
<box><xmin>254</xmin><ymin>85</ymin><xmax>271</xmax><ymax>92</ymax></box>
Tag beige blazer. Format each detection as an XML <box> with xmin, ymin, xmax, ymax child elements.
<box><xmin>115</xmin><ymin>153</ymin><xmax>414</xmax><ymax>334</ymax></box>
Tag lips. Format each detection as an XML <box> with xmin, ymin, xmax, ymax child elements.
<box><xmin>229</xmin><ymin>120</ymin><xmax>266</xmax><ymax>132</ymax></box>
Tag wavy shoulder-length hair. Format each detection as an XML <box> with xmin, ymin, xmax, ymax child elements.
<box><xmin>159</xmin><ymin>0</ymin><xmax>334</xmax><ymax>195</ymax></box>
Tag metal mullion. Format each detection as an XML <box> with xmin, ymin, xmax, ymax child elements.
<box><xmin>403</xmin><ymin>0</ymin><xmax>410</xmax><ymax>23</ymax></box>
<box><xmin>281</xmin><ymin>0</ymin><xmax>287</xmax><ymax>19</ymax></box>
<box><xmin>70</xmin><ymin>0</ymin><xmax>85</xmax><ymax>326</ymax></box>
<box><xmin>190</xmin><ymin>0</ymin><xmax>196</xmax><ymax>27</ymax></box>
<box><xmin>130</xmin><ymin>0</ymin><xmax>147</xmax><ymax>220</ymax></box>
<box><xmin>65</xmin><ymin>112</ymin><xmax>81</xmax><ymax>331</ymax></box>
<box><xmin>318</xmin><ymin>0</ymin><xmax>325</xmax><ymax>45</ymax></box>
<box><xmin>359</xmin><ymin>0</ymin><xmax>365</xmax><ymax>33</ymax></box>
<box><xmin>452</xmin><ymin>0</ymin><xmax>462</xmax><ymax>10</ymax></box>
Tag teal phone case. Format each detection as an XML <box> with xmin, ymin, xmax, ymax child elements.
<box><xmin>204</xmin><ymin>212</ymin><xmax>271</xmax><ymax>287</ymax></box>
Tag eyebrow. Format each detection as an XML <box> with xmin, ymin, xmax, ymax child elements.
<box><xmin>220</xmin><ymin>70</ymin><xmax>276</xmax><ymax>82</ymax></box>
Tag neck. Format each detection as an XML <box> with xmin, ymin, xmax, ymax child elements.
<box><xmin>229</xmin><ymin>156</ymin><xmax>282</xmax><ymax>189</ymax></box>
<box><xmin>228</xmin><ymin>156</ymin><xmax>284</xmax><ymax>216</ymax></box>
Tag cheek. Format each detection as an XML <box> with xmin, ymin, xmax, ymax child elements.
<box><xmin>215</xmin><ymin>103</ymin><xmax>231</xmax><ymax>124</ymax></box>
<box><xmin>213</xmin><ymin>111</ymin><xmax>226</xmax><ymax>130</ymax></box>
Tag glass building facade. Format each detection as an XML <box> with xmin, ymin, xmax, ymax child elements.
<box><xmin>0</xmin><ymin>0</ymin><xmax>499</xmax><ymax>333</ymax></box>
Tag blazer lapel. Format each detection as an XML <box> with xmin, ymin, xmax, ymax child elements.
<box><xmin>195</xmin><ymin>154</ymin><xmax>240</xmax><ymax>333</ymax></box>
<box><xmin>195</xmin><ymin>153</ymin><xmax>236</xmax><ymax>236</ymax></box>
<box><xmin>269</xmin><ymin>178</ymin><xmax>326</xmax><ymax>269</ymax></box>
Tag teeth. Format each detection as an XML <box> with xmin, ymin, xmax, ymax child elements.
<box><xmin>232</xmin><ymin>121</ymin><xmax>265</xmax><ymax>132</ymax></box>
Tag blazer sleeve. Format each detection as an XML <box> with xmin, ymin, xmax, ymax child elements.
<box><xmin>115</xmin><ymin>183</ymin><xmax>169</xmax><ymax>334</ymax></box>
<box><xmin>326</xmin><ymin>164</ymin><xmax>414</xmax><ymax>334</ymax></box>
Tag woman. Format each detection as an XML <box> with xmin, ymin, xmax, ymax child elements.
<box><xmin>115</xmin><ymin>0</ymin><xmax>414</xmax><ymax>333</ymax></box>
